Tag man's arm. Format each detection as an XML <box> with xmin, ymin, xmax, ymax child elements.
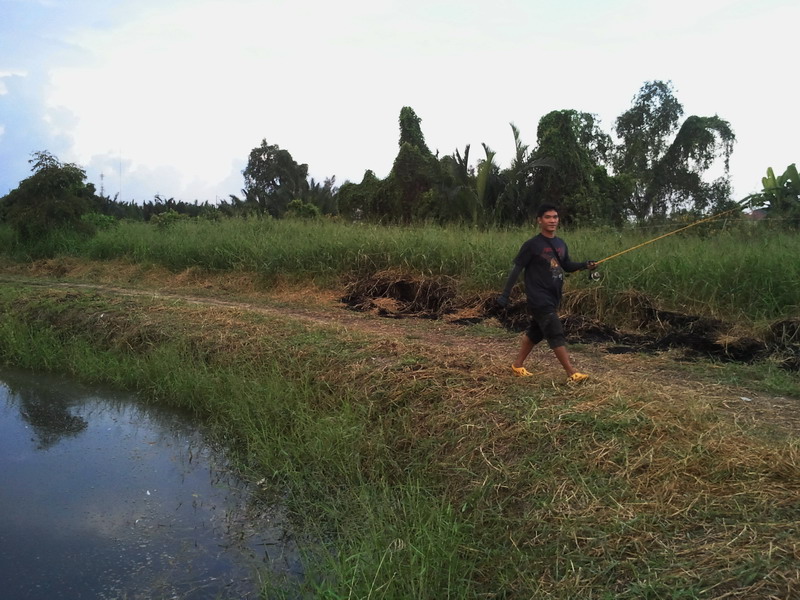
<box><xmin>561</xmin><ymin>242</ymin><xmax>597</xmax><ymax>273</ymax></box>
<box><xmin>496</xmin><ymin>263</ymin><xmax>524</xmax><ymax>307</ymax></box>
<box><xmin>564</xmin><ymin>259</ymin><xmax>596</xmax><ymax>273</ymax></box>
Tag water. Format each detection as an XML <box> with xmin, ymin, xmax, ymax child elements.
<box><xmin>0</xmin><ymin>368</ymin><xmax>303</xmax><ymax>599</ymax></box>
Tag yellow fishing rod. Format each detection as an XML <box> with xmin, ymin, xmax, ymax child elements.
<box><xmin>588</xmin><ymin>205</ymin><xmax>743</xmax><ymax>281</ymax></box>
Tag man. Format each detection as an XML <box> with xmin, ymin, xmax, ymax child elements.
<box><xmin>496</xmin><ymin>204</ymin><xmax>596</xmax><ymax>382</ymax></box>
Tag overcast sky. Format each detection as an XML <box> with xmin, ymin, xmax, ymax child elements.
<box><xmin>1</xmin><ymin>0</ymin><xmax>797</xmax><ymax>204</ymax></box>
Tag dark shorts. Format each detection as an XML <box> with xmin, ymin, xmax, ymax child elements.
<box><xmin>525</xmin><ymin>307</ymin><xmax>566</xmax><ymax>349</ymax></box>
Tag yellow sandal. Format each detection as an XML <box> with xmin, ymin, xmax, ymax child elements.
<box><xmin>511</xmin><ymin>365</ymin><xmax>534</xmax><ymax>377</ymax></box>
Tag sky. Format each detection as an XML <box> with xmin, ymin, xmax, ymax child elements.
<box><xmin>1</xmin><ymin>0</ymin><xmax>798</xmax><ymax>204</ymax></box>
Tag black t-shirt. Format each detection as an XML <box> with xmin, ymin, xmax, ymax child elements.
<box><xmin>513</xmin><ymin>234</ymin><xmax>583</xmax><ymax>309</ymax></box>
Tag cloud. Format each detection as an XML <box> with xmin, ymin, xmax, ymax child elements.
<box><xmin>2</xmin><ymin>0</ymin><xmax>798</xmax><ymax>203</ymax></box>
<box><xmin>0</xmin><ymin>72</ymin><xmax>76</xmax><ymax>194</ymax></box>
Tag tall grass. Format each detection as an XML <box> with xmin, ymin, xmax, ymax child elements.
<box><xmin>79</xmin><ymin>218</ymin><xmax>513</xmax><ymax>285</ymax></box>
<box><xmin>569</xmin><ymin>224</ymin><xmax>800</xmax><ymax>321</ymax></box>
<box><xmin>1</xmin><ymin>218</ymin><xmax>798</xmax><ymax>321</ymax></box>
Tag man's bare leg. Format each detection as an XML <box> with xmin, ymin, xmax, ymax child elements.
<box><xmin>553</xmin><ymin>345</ymin><xmax>576</xmax><ymax>375</ymax></box>
<box><xmin>553</xmin><ymin>345</ymin><xmax>589</xmax><ymax>381</ymax></box>
<box><xmin>512</xmin><ymin>333</ymin><xmax>535</xmax><ymax>369</ymax></box>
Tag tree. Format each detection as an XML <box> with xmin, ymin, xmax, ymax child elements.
<box><xmin>530</xmin><ymin>110</ymin><xmax>599</xmax><ymax>225</ymax></box>
<box><xmin>242</xmin><ymin>140</ymin><xmax>309</xmax><ymax>217</ymax></box>
<box><xmin>437</xmin><ymin>145</ymin><xmax>485</xmax><ymax>225</ymax></box>
<box><xmin>337</xmin><ymin>170</ymin><xmax>383</xmax><ymax>220</ymax></box>
<box><xmin>305</xmin><ymin>176</ymin><xmax>338</xmax><ymax>215</ymax></box>
<box><xmin>572</xmin><ymin>112</ymin><xmax>614</xmax><ymax>167</ymax></box>
<box><xmin>398</xmin><ymin>106</ymin><xmax>432</xmax><ymax>154</ymax></box>
<box><xmin>388</xmin><ymin>107</ymin><xmax>442</xmax><ymax>222</ymax></box>
<box><xmin>422</xmin><ymin>144</ymin><xmax>493</xmax><ymax>225</ymax></box>
<box><xmin>494</xmin><ymin>123</ymin><xmax>559</xmax><ymax>225</ymax></box>
<box><xmin>613</xmin><ymin>80</ymin><xmax>735</xmax><ymax>220</ymax></box>
<box><xmin>391</xmin><ymin>141</ymin><xmax>440</xmax><ymax>222</ymax></box>
<box><xmin>0</xmin><ymin>150</ymin><xmax>97</xmax><ymax>239</ymax></box>
<box><xmin>475</xmin><ymin>143</ymin><xmax>505</xmax><ymax>225</ymax></box>
<box><xmin>591</xmin><ymin>167</ymin><xmax>635</xmax><ymax>227</ymax></box>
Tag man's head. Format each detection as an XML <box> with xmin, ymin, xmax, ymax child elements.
<box><xmin>536</xmin><ymin>204</ymin><xmax>559</xmax><ymax>237</ymax></box>
<box><xmin>536</xmin><ymin>204</ymin><xmax>559</xmax><ymax>219</ymax></box>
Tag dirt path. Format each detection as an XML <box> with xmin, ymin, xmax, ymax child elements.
<box><xmin>2</xmin><ymin>268</ymin><xmax>798</xmax><ymax>435</ymax></box>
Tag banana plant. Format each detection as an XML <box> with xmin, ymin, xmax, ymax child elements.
<box><xmin>783</xmin><ymin>163</ymin><xmax>800</xmax><ymax>194</ymax></box>
<box><xmin>756</xmin><ymin>163</ymin><xmax>800</xmax><ymax>223</ymax></box>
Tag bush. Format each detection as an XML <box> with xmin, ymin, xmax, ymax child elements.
<box><xmin>0</xmin><ymin>151</ymin><xmax>95</xmax><ymax>240</ymax></box>
<box><xmin>285</xmin><ymin>199</ymin><xmax>321</xmax><ymax>219</ymax></box>
<box><xmin>81</xmin><ymin>213</ymin><xmax>119</xmax><ymax>232</ymax></box>
<box><xmin>150</xmin><ymin>209</ymin><xmax>189</xmax><ymax>230</ymax></box>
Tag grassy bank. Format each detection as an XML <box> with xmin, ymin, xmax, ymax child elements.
<box><xmin>1</xmin><ymin>218</ymin><xmax>799</xmax><ymax>323</ymax></box>
<box><xmin>0</xmin><ymin>282</ymin><xmax>797</xmax><ymax>599</ymax></box>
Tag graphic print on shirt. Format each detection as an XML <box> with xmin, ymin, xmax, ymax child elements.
<box><xmin>543</xmin><ymin>247</ymin><xmax>564</xmax><ymax>283</ymax></box>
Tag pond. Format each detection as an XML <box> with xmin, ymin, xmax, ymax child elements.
<box><xmin>0</xmin><ymin>368</ymin><xmax>303</xmax><ymax>599</ymax></box>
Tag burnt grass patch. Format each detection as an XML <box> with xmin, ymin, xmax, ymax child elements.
<box><xmin>343</xmin><ymin>272</ymin><xmax>798</xmax><ymax>370</ymax></box>
<box><xmin>342</xmin><ymin>269</ymin><xmax>462</xmax><ymax>319</ymax></box>
<box><xmin>769</xmin><ymin>319</ymin><xmax>800</xmax><ymax>371</ymax></box>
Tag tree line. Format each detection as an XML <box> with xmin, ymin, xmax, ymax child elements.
<box><xmin>1</xmin><ymin>80</ymin><xmax>797</xmax><ymax>239</ymax></box>
<box><xmin>238</xmin><ymin>80</ymin><xmax>793</xmax><ymax>227</ymax></box>
<box><xmin>239</xmin><ymin>80</ymin><xmax>739</xmax><ymax>226</ymax></box>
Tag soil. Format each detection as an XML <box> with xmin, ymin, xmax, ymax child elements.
<box><xmin>1</xmin><ymin>259</ymin><xmax>798</xmax><ymax>435</ymax></box>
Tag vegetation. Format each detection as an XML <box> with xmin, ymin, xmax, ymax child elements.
<box><xmin>0</xmin><ymin>77</ymin><xmax>797</xmax><ymax>598</ymax></box>
<box><xmin>332</xmin><ymin>81</ymin><xmax>738</xmax><ymax>226</ymax></box>
<box><xmin>747</xmin><ymin>163</ymin><xmax>800</xmax><ymax>227</ymax></box>
<box><xmin>241</xmin><ymin>139</ymin><xmax>312</xmax><ymax>217</ymax></box>
<box><xmin>612</xmin><ymin>81</ymin><xmax>735</xmax><ymax>221</ymax></box>
<box><xmin>2</xmin><ymin>80</ymin><xmax>762</xmax><ymax>230</ymax></box>
<box><xmin>0</xmin><ymin>151</ymin><xmax>98</xmax><ymax>239</ymax></box>
<box><xmin>0</xmin><ymin>279</ymin><xmax>796</xmax><ymax>599</ymax></box>
<box><xmin>1</xmin><ymin>217</ymin><xmax>797</xmax><ymax>324</ymax></box>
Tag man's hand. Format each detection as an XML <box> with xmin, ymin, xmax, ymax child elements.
<box><xmin>496</xmin><ymin>294</ymin><xmax>509</xmax><ymax>308</ymax></box>
<box><xmin>586</xmin><ymin>261</ymin><xmax>598</xmax><ymax>270</ymax></box>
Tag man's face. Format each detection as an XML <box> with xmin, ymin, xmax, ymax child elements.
<box><xmin>537</xmin><ymin>210</ymin><xmax>559</xmax><ymax>235</ymax></box>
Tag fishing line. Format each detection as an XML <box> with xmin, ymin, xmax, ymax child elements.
<box><xmin>588</xmin><ymin>205</ymin><xmax>742</xmax><ymax>280</ymax></box>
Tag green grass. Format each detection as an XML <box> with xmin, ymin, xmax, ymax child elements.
<box><xmin>0</xmin><ymin>284</ymin><xmax>797</xmax><ymax>598</ymax></box>
<box><xmin>572</xmin><ymin>225</ymin><xmax>800</xmax><ymax>322</ymax></box>
<box><xmin>683</xmin><ymin>357</ymin><xmax>800</xmax><ymax>398</ymax></box>
<box><xmin>3</xmin><ymin>218</ymin><xmax>798</xmax><ymax>322</ymax></box>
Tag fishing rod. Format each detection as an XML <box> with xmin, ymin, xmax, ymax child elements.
<box><xmin>587</xmin><ymin>205</ymin><xmax>743</xmax><ymax>281</ymax></box>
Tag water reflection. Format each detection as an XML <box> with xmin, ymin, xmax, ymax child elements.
<box><xmin>7</xmin><ymin>375</ymin><xmax>89</xmax><ymax>449</ymax></box>
<box><xmin>0</xmin><ymin>368</ymin><xmax>303</xmax><ymax>599</ymax></box>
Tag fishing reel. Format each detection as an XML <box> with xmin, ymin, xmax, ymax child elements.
<box><xmin>586</xmin><ymin>260</ymin><xmax>602</xmax><ymax>282</ymax></box>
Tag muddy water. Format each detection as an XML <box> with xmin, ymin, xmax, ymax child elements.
<box><xmin>0</xmin><ymin>368</ymin><xmax>303</xmax><ymax>599</ymax></box>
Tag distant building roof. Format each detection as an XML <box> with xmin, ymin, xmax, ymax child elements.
<box><xmin>746</xmin><ymin>208</ymin><xmax>769</xmax><ymax>220</ymax></box>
